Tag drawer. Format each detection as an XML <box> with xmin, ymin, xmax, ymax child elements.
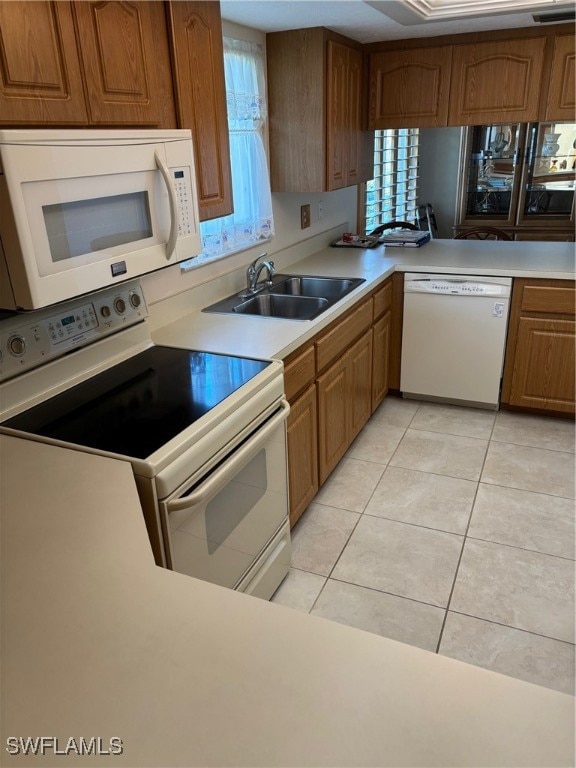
<box><xmin>373</xmin><ymin>279</ymin><xmax>392</xmax><ymax>320</ymax></box>
<box><xmin>316</xmin><ymin>298</ymin><xmax>372</xmax><ymax>372</ymax></box>
<box><xmin>283</xmin><ymin>344</ymin><xmax>315</xmax><ymax>401</ymax></box>
<box><xmin>520</xmin><ymin>281</ymin><xmax>576</xmax><ymax>316</ymax></box>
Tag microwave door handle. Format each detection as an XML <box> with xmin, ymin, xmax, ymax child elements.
<box><xmin>166</xmin><ymin>399</ymin><xmax>290</xmax><ymax>514</ymax></box>
<box><xmin>154</xmin><ymin>150</ymin><xmax>178</xmax><ymax>260</ymax></box>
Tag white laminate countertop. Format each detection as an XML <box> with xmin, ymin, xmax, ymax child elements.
<box><xmin>2</xmin><ymin>435</ymin><xmax>574</xmax><ymax>768</ymax></box>
<box><xmin>152</xmin><ymin>239</ymin><xmax>575</xmax><ymax>360</ymax></box>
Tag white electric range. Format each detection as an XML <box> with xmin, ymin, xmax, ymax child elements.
<box><xmin>0</xmin><ymin>279</ymin><xmax>291</xmax><ymax>599</ymax></box>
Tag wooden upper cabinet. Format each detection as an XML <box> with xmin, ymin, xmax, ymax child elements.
<box><xmin>326</xmin><ymin>40</ymin><xmax>348</xmax><ymax>190</ymax></box>
<box><xmin>449</xmin><ymin>37</ymin><xmax>547</xmax><ymax>125</ymax></box>
<box><xmin>368</xmin><ymin>46</ymin><xmax>452</xmax><ymax>129</ymax></box>
<box><xmin>72</xmin><ymin>1</ymin><xmax>176</xmax><ymax>127</ymax></box>
<box><xmin>545</xmin><ymin>33</ymin><xmax>575</xmax><ymax>121</ymax></box>
<box><xmin>0</xmin><ymin>1</ymin><xmax>88</xmax><ymax>124</ymax></box>
<box><xmin>326</xmin><ymin>41</ymin><xmax>365</xmax><ymax>190</ymax></box>
<box><xmin>0</xmin><ymin>1</ymin><xmax>176</xmax><ymax>127</ymax></box>
<box><xmin>267</xmin><ymin>28</ymin><xmax>372</xmax><ymax>193</ymax></box>
<box><xmin>166</xmin><ymin>1</ymin><xmax>233</xmax><ymax>221</ymax></box>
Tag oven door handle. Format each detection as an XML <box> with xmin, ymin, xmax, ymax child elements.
<box><xmin>166</xmin><ymin>399</ymin><xmax>290</xmax><ymax>513</ymax></box>
<box><xmin>154</xmin><ymin>150</ymin><xmax>178</xmax><ymax>260</ymax></box>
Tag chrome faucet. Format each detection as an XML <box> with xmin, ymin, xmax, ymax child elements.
<box><xmin>245</xmin><ymin>253</ymin><xmax>275</xmax><ymax>294</ymax></box>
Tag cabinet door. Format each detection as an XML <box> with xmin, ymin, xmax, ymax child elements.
<box><xmin>327</xmin><ymin>42</ymin><xmax>366</xmax><ymax>190</ymax></box>
<box><xmin>0</xmin><ymin>1</ymin><xmax>88</xmax><ymax>124</ymax></box>
<box><xmin>346</xmin><ymin>48</ymin><xmax>374</xmax><ymax>186</ymax></box>
<box><xmin>507</xmin><ymin>316</ymin><xmax>575</xmax><ymax>413</ymax></box>
<box><xmin>369</xmin><ymin>46</ymin><xmax>452</xmax><ymax>129</ymax></box>
<box><xmin>546</xmin><ymin>34</ymin><xmax>576</xmax><ymax>122</ymax></box>
<box><xmin>348</xmin><ymin>331</ymin><xmax>373</xmax><ymax>441</ymax></box>
<box><xmin>372</xmin><ymin>310</ymin><xmax>391</xmax><ymax>411</ymax></box>
<box><xmin>267</xmin><ymin>28</ymin><xmax>326</xmax><ymax>193</ymax></box>
<box><xmin>317</xmin><ymin>353</ymin><xmax>349</xmax><ymax>485</ymax></box>
<box><xmin>287</xmin><ymin>385</ymin><xmax>318</xmax><ymax>528</ymax></box>
<box><xmin>167</xmin><ymin>1</ymin><xmax>233</xmax><ymax>221</ymax></box>
<box><xmin>449</xmin><ymin>37</ymin><xmax>546</xmax><ymax>125</ymax></box>
<box><xmin>326</xmin><ymin>40</ymin><xmax>348</xmax><ymax>191</ymax></box>
<box><xmin>72</xmin><ymin>1</ymin><xmax>175</xmax><ymax>126</ymax></box>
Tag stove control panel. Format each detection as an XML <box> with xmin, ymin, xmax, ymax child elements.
<box><xmin>0</xmin><ymin>280</ymin><xmax>147</xmax><ymax>382</ymax></box>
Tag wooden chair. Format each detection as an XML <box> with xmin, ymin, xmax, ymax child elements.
<box><xmin>368</xmin><ymin>220</ymin><xmax>420</xmax><ymax>237</ymax></box>
<box><xmin>454</xmin><ymin>227</ymin><xmax>512</xmax><ymax>241</ymax></box>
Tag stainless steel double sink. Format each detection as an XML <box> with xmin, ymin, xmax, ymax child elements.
<box><xmin>203</xmin><ymin>274</ymin><xmax>366</xmax><ymax>321</ymax></box>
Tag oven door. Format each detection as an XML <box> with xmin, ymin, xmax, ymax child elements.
<box><xmin>159</xmin><ymin>402</ymin><xmax>290</xmax><ymax>591</ymax></box>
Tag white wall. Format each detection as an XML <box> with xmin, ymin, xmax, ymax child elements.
<box><xmin>418</xmin><ymin>127</ymin><xmax>462</xmax><ymax>238</ymax></box>
<box><xmin>141</xmin><ymin>20</ymin><xmax>358</xmax><ymax>316</ymax></box>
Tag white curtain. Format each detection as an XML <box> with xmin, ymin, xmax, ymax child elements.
<box><xmin>200</xmin><ymin>38</ymin><xmax>274</xmax><ymax>258</ymax></box>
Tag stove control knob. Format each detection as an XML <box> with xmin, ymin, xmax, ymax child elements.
<box><xmin>8</xmin><ymin>334</ymin><xmax>26</xmax><ymax>357</ymax></box>
<box><xmin>129</xmin><ymin>292</ymin><xmax>142</xmax><ymax>309</ymax></box>
<box><xmin>100</xmin><ymin>305</ymin><xmax>112</xmax><ymax>319</ymax></box>
<box><xmin>114</xmin><ymin>297</ymin><xmax>127</xmax><ymax>315</ymax></box>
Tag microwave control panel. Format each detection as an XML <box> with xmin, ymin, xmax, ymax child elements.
<box><xmin>173</xmin><ymin>166</ymin><xmax>194</xmax><ymax>237</ymax></box>
<box><xmin>0</xmin><ymin>280</ymin><xmax>147</xmax><ymax>383</ymax></box>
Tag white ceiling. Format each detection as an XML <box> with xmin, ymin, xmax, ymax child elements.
<box><xmin>219</xmin><ymin>0</ymin><xmax>575</xmax><ymax>44</ymax></box>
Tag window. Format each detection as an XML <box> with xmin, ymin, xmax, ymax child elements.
<box><xmin>364</xmin><ymin>128</ymin><xmax>420</xmax><ymax>233</ymax></box>
<box><xmin>195</xmin><ymin>37</ymin><xmax>274</xmax><ymax>264</ymax></box>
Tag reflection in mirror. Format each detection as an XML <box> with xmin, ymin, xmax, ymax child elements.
<box><xmin>463</xmin><ymin>124</ymin><xmax>520</xmax><ymax>219</ymax></box>
<box><xmin>524</xmin><ymin>121</ymin><xmax>576</xmax><ymax>218</ymax></box>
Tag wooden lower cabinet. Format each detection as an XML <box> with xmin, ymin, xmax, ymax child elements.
<box><xmin>317</xmin><ymin>353</ymin><xmax>349</xmax><ymax>485</ymax></box>
<box><xmin>502</xmin><ymin>278</ymin><xmax>575</xmax><ymax>415</ymax></box>
<box><xmin>349</xmin><ymin>332</ymin><xmax>373</xmax><ymax>440</ymax></box>
<box><xmin>285</xmin><ymin>277</ymin><xmax>395</xmax><ymax>526</ymax></box>
<box><xmin>286</xmin><ymin>384</ymin><xmax>318</xmax><ymax>527</ymax></box>
<box><xmin>372</xmin><ymin>310</ymin><xmax>391</xmax><ymax>410</ymax></box>
<box><xmin>504</xmin><ymin>316</ymin><xmax>575</xmax><ymax>413</ymax></box>
<box><xmin>317</xmin><ymin>328</ymin><xmax>374</xmax><ymax>485</ymax></box>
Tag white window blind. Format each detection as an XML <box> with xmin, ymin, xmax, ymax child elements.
<box><xmin>191</xmin><ymin>37</ymin><xmax>274</xmax><ymax>265</ymax></box>
<box><xmin>364</xmin><ymin>128</ymin><xmax>420</xmax><ymax>233</ymax></box>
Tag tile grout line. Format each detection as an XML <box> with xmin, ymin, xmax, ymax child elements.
<box><xmin>434</xmin><ymin>410</ymin><xmax>498</xmax><ymax>653</ymax></box>
<box><xmin>307</xmin><ymin>401</ymin><xmax>424</xmax><ymax>614</ymax></box>
<box><xmin>326</xmin><ymin>574</ymin><xmax>448</xmax><ymax>611</ymax></box>
<box><xmin>448</xmin><ymin>608</ymin><xmax>576</xmax><ymax>647</ymax></box>
<box><xmin>463</xmin><ymin>533</ymin><xmax>576</xmax><ymax>562</ymax></box>
<box><xmin>471</xmin><ymin>479</ymin><xmax>576</xmax><ymax>502</ymax></box>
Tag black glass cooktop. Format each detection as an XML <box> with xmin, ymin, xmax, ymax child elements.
<box><xmin>3</xmin><ymin>346</ymin><xmax>270</xmax><ymax>459</ymax></box>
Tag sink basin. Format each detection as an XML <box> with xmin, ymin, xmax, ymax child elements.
<box><xmin>203</xmin><ymin>273</ymin><xmax>365</xmax><ymax>320</ymax></box>
<box><xmin>234</xmin><ymin>294</ymin><xmax>329</xmax><ymax>320</ymax></box>
<box><xmin>272</xmin><ymin>276</ymin><xmax>363</xmax><ymax>299</ymax></box>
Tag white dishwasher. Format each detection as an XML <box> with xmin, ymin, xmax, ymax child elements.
<box><xmin>401</xmin><ymin>273</ymin><xmax>512</xmax><ymax>409</ymax></box>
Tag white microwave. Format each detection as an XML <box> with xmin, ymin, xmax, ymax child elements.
<box><xmin>0</xmin><ymin>129</ymin><xmax>201</xmax><ymax>310</ymax></box>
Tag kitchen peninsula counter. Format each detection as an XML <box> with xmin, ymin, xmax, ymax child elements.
<box><xmin>152</xmin><ymin>239</ymin><xmax>575</xmax><ymax>360</ymax></box>
<box><xmin>2</xmin><ymin>434</ymin><xmax>574</xmax><ymax>768</ymax></box>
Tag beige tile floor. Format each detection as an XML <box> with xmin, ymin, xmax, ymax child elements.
<box><xmin>272</xmin><ymin>397</ymin><xmax>576</xmax><ymax>695</ymax></box>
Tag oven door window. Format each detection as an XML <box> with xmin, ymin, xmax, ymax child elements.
<box><xmin>162</xmin><ymin>419</ymin><xmax>288</xmax><ymax>590</ymax></box>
